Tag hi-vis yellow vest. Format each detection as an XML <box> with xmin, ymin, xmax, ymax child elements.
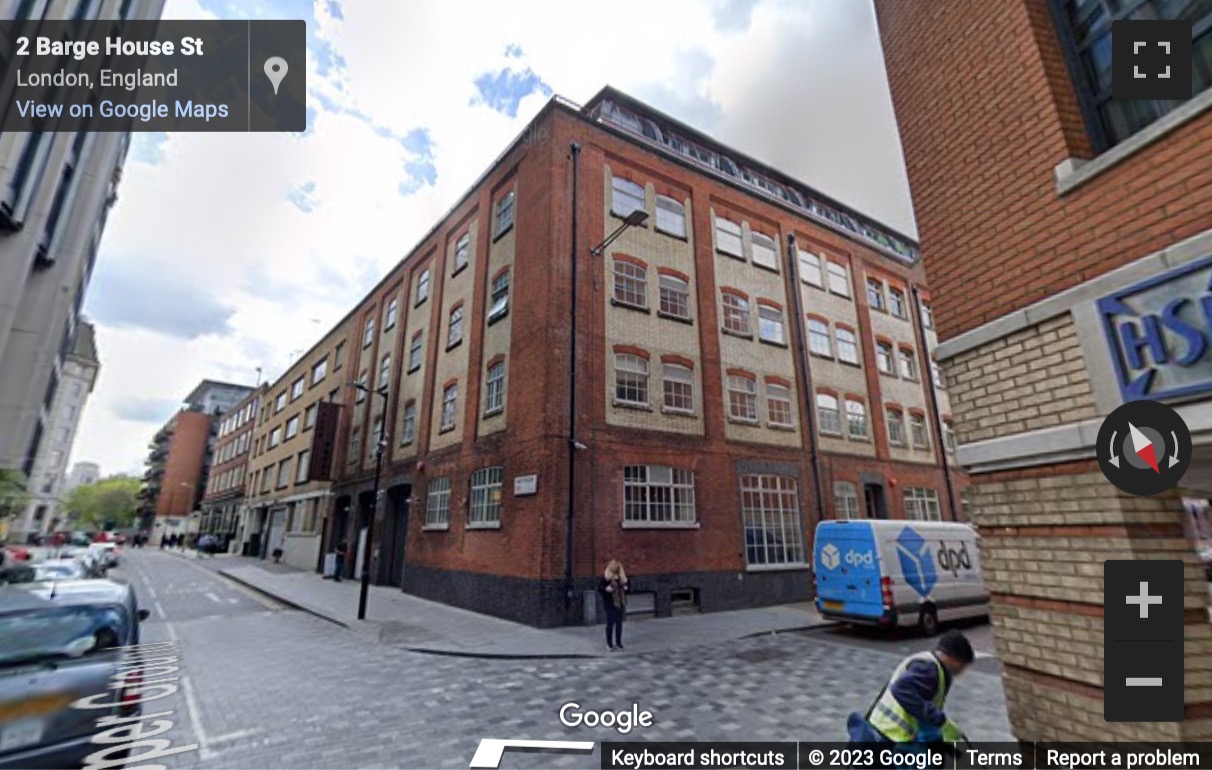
<box><xmin>867</xmin><ymin>651</ymin><xmax>947</xmax><ymax>742</ymax></box>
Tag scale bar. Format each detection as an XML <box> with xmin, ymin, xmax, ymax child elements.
<box><xmin>1126</xmin><ymin>677</ymin><xmax>1163</xmax><ymax>687</ymax></box>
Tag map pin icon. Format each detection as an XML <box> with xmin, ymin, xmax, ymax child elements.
<box><xmin>264</xmin><ymin>57</ymin><xmax>288</xmax><ymax>95</ymax></box>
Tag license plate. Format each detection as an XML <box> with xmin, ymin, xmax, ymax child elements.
<box><xmin>0</xmin><ymin>719</ymin><xmax>44</xmax><ymax>752</ymax></box>
<box><xmin>822</xmin><ymin>600</ymin><xmax>844</xmax><ymax>611</ymax></box>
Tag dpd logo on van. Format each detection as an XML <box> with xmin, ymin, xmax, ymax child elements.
<box><xmin>895</xmin><ymin>527</ymin><xmax>937</xmax><ymax>598</ymax></box>
<box><xmin>820</xmin><ymin>544</ymin><xmax>841</xmax><ymax>570</ymax></box>
<box><xmin>936</xmin><ymin>541</ymin><xmax>972</xmax><ymax>577</ymax></box>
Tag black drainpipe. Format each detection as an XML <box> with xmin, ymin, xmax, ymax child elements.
<box><xmin>910</xmin><ymin>285</ymin><xmax>960</xmax><ymax>521</ymax></box>
<box><xmin>565</xmin><ymin>143</ymin><xmax>581</xmax><ymax>609</ymax></box>
<box><xmin>786</xmin><ymin>234</ymin><xmax>829</xmax><ymax>526</ymax></box>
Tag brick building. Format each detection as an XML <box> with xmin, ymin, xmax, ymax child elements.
<box><xmin>310</xmin><ymin>88</ymin><xmax>964</xmax><ymax>627</ymax></box>
<box><xmin>878</xmin><ymin>0</ymin><xmax>1212</xmax><ymax>742</ymax></box>
<box><xmin>199</xmin><ymin>385</ymin><xmax>266</xmax><ymax>552</ymax></box>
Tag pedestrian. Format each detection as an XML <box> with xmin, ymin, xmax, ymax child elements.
<box><xmin>334</xmin><ymin>541</ymin><xmax>348</xmax><ymax>582</ymax></box>
<box><xmin>847</xmin><ymin>629</ymin><xmax>972</xmax><ymax>751</ymax></box>
<box><xmin>158</xmin><ymin>533</ymin><xmax>166</xmax><ymax>550</ymax></box>
<box><xmin>598</xmin><ymin>558</ymin><xmax>629</xmax><ymax>651</ymax></box>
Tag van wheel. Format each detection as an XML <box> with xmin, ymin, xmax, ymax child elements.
<box><xmin>918</xmin><ymin>606</ymin><xmax>939</xmax><ymax>636</ymax></box>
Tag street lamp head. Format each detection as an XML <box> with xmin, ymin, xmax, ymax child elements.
<box><xmin>623</xmin><ymin>210</ymin><xmax>649</xmax><ymax>227</ymax></box>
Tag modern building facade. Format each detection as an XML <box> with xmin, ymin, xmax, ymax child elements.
<box><xmin>310</xmin><ymin>88</ymin><xmax>964</xmax><ymax>627</ymax></box>
<box><xmin>878</xmin><ymin>0</ymin><xmax>1212</xmax><ymax>743</ymax></box>
<box><xmin>137</xmin><ymin>380</ymin><xmax>253</xmax><ymax>544</ymax></box>
<box><xmin>64</xmin><ymin>460</ymin><xmax>100</xmax><ymax>491</ymax></box>
<box><xmin>199</xmin><ymin>385</ymin><xmax>265</xmax><ymax>553</ymax></box>
<box><xmin>10</xmin><ymin>319</ymin><xmax>99</xmax><ymax>539</ymax></box>
<box><xmin>0</xmin><ymin>0</ymin><xmax>165</xmax><ymax>481</ymax></box>
<box><xmin>239</xmin><ymin>325</ymin><xmax>350</xmax><ymax>570</ymax></box>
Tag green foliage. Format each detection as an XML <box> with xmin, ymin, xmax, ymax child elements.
<box><xmin>63</xmin><ymin>475</ymin><xmax>141</xmax><ymax>530</ymax></box>
<box><xmin>0</xmin><ymin>469</ymin><xmax>27</xmax><ymax>516</ymax></box>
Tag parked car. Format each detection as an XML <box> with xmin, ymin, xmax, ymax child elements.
<box><xmin>86</xmin><ymin>543</ymin><xmax>120</xmax><ymax>569</ymax></box>
<box><xmin>32</xmin><ymin>560</ymin><xmax>89</xmax><ymax>582</ymax></box>
<box><xmin>0</xmin><ymin>580</ymin><xmax>151</xmax><ymax>769</ymax></box>
<box><xmin>0</xmin><ymin>564</ymin><xmax>36</xmax><ymax>585</ymax></box>
<box><xmin>0</xmin><ymin>547</ymin><xmax>30</xmax><ymax>563</ymax></box>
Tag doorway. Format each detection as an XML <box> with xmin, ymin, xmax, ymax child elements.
<box><xmin>863</xmin><ymin>483</ymin><xmax>888</xmax><ymax>520</ymax></box>
<box><xmin>378</xmin><ymin>485</ymin><xmax>411</xmax><ymax>586</ymax></box>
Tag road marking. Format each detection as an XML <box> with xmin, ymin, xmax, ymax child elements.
<box><xmin>975</xmin><ymin>652</ymin><xmax>995</xmax><ymax>660</ymax></box>
<box><xmin>208</xmin><ymin>728</ymin><xmax>260</xmax><ymax>744</ymax></box>
<box><xmin>179</xmin><ymin>674</ymin><xmax>218</xmax><ymax>760</ymax></box>
<box><xmin>227</xmin><ymin>597</ymin><xmax>239</xmax><ymax>604</ymax></box>
<box><xmin>204</xmin><ymin>592</ymin><xmax>221</xmax><ymax>604</ymax></box>
<box><xmin>169</xmin><ymin>554</ymin><xmax>283</xmax><ymax>611</ymax></box>
<box><xmin>154</xmin><ymin>601</ymin><xmax>167</xmax><ymax>620</ymax></box>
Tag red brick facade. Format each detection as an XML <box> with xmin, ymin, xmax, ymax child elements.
<box><xmin>321</xmin><ymin>92</ymin><xmax>965</xmax><ymax>626</ymax></box>
<box><xmin>155</xmin><ymin>410</ymin><xmax>211</xmax><ymax>518</ymax></box>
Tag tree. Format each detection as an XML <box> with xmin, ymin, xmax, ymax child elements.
<box><xmin>63</xmin><ymin>475</ymin><xmax>141</xmax><ymax>531</ymax></box>
<box><xmin>0</xmin><ymin>469</ymin><xmax>28</xmax><ymax>540</ymax></box>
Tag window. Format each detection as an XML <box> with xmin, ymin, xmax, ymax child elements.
<box><xmin>488</xmin><ymin>271</ymin><xmax>510</xmax><ymax>323</ymax></box>
<box><xmin>614</xmin><ymin>354</ymin><xmax>649</xmax><ymax>406</ymax></box>
<box><xmin>921</xmin><ymin>302</ymin><xmax>934</xmax><ymax>329</ymax></box>
<box><xmin>304</xmin><ymin>404</ymin><xmax>318</xmax><ymax>430</ymax></box>
<box><xmin>269</xmin><ymin>427</ymin><xmax>282</xmax><ymax>448</ymax></box>
<box><xmin>655</xmin><ymin>195</ymin><xmax>686</xmax><ymax>237</ymax></box>
<box><xmin>758</xmin><ymin>305</ymin><xmax>785</xmax><ymax>345</ymax></box>
<box><xmin>799</xmin><ymin>251</ymin><xmax>824</xmax><ymax>287</ymax></box>
<box><xmin>400</xmin><ymin>402</ymin><xmax>417</xmax><ymax>445</ymax></box>
<box><xmin>943</xmin><ymin>421</ymin><xmax>956</xmax><ymax>452</ymax></box>
<box><xmin>276</xmin><ymin>459</ymin><xmax>292</xmax><ymax>489</ymax></box>
<box><xmin>846</xmin><ymin>399</ymin><xmax>868</xmax><ymax>439</ymax></box>
<box><xmin>611</xmin><ymin>177</ymin><xmax>646</xmax><ymax>218</ymax></box>
<box><xmin>876</xmin><ymin>341</ymin><xmax>895</xmax><ymax>374</ymax></box>
<box><xmin>836</xmin><ymin>327</ymin><xmax>860</xmax><ymax>365</ymax></box>
<box><xmin>408</xmin><ymin>332</ymin><xmax>423</xmax><ymax>372</ymax></box>
<box><xmin>260</xmin><ymin>469</ymin><xmax>272</xmax><ymax>493</ymax></box>
<box><xmin>453</xmin><ymin>233</ymin><xmax>470</xmax><ymax>274</ymax></box>
<box><xmin>371</xmin><ymin>416</ymin><xmax>384</xmax><ymax>450</ymax></box>
<box><xmin>817</xmin><ymin>393</ymin><xmax>841</xmax><ymax>435</ymax></box>
<box><xmin>447</xmin><ymin>306</ymin><xmax>464</xmax><ymax>348</ymax></box>
<box><xmin>612</xmin><ymin>260</ymin><xmax>648</xmax><ymax>308</ymax></box>
<box><xmin>807</xmin><ymin>318</ymin><xmax>832</xmax><ymax>357</ymax></box>
<box><xmin>741</xmin><ymin>474</ymin><xmax>805</xmax><ymax>566</ymax></box>
<box><xmin>715</xmin><ymin>217</ymin><xmax>743</xmax><ymax>257</ymax></box>
<box><xmin>886</xmin><ymin>408</ymin><xmax>906</xmax><ymax>445</ymax></box>
<box><xmin>1055</xmin><ymin>0</ymin><xmax>1212</xmax><ymax>149</ymax></box>
<box><xmin>751</xmin><ymin>232</ymin><xmax>778</xmax><ymax>270</ymax></box>
<box><xmin>285</xmin><ymin>416</ymin><xmax>299</xmax><ymax>439</ymax></box>
<box><xmin>728</xmin><ymin>375</ymin><xmax>758</xmax><ymax>422</ymax></box>
<box><xmin>663</xmin><ymin>363</ymin><xmax>693</xmax><ymax>412</ymax></box>
<box><xmin>889</xmin><ymin>287</ymin><xmax>907</xmax><ymax>319</ymax></box>
<box><xmin>485</xmin><ymin>361</ymin><xmax>505</xmax><ymax>415</ymax></box>
<box><xmin>363</xmin><ymin>317</ymin><xmax>375</xmax><ymax>347</ymax></box>
<box><xmin>334</xmin><ymin>341</ymin><xmax>345</xmax><ymax>371</ymax></box>
<box><xmin>658</xmin><ymin>274</ymin><xmax>690</xmax><ymax>320</ymax></box>
<box><xmin>348</xmin><ymin>428</ymin><xmax>361</xmax><ymax>464</ymax></box>
<box><xmin>721</xmin><ymin>293</ymin><xmax>751</xmax><ymax>335</ymax></box>
<box><xmin>494</xmin><ymin>189</ymin><xmax>515</xmax><ymax>237</ymax></box>
<box><xmin>311</xmin><ymin>358</ymin><xmax>327</xmax><ymax>385</ymax></box>
<box><xmin>288</xmin><ymin>377</ymin><xmax>303</xmax><ymax>401</ymax></box>
<box><xmin>469</xmin><ymin>467</ymin><xmax>504</xmax><ymax>526</ymax></box>
<box><xmin>384</xmin><ymin>298</ymin><xmax>398</xmax><ymax>329</ymax></box>
<box><xmin>295</xmin><ymin>450</ymin><xmax>311</xmax><ymax>484</ymax></box>
<box><xmin>416</xmin><ymin>268</ymin><xmax>430</xmax><ymax>305</ymax></box>
<box><xmin>898</xmin><ymin>348</ymin><xmax>918</xmax><ymax>380</ymax></box>
<box><xmin>275</xmin><ymin>392</ymin><xmax>286</xmax><ymax>412</ymax></box>
<box><xmin>910</xmin><ymin>413</ymin><xmax>930</xmax><ymax>449</ymax></box>
<box><xmin>379</xmin><ymin>354</ymin><xmax>391</xmax><ymax>389</ymax></box>
<box><xmin>931</xmin><ymin>360</ymin><xmax>944</xmax><ymax>389</ymax></box>
<box><xmin>904</xmin><ymin>487</ymin><xmax>941</xmax><ymax>521</ymax></box>
<box><xmin>425</xmin><ymin>477</ymin><xmax>451</xmax><ymax>527</ymax></box>
<box><xmin>827</xmin><ymin>262</ymin><xmax>850</xmax><ymax>297</ymax></box>
<box><xmin>767</xmin><ymin>383</ymin><xmax>793</xmax><ymax>427</ymax></box>
<box><xmin>624</xmin><ymin>465</ymin><xmax>696</xmax><ymax>525</ymax></box>
<box><xmin>440</xmin><ymin>384</ymin><xmax>458</xmax><ymax>432</ymax></box>
<box><xmin>355</xmin><ymin>371</ymin><xmax>368</xmax><ymax>403</ymax></box>
<box><xmin>835</xmin><ymin>482</ymin><xmax>861</xmax><ymax>520</ymax></box>
<box><xmin>866</xmin><ymin>278</ymin><xmax>886</xmax><ymax>312</ymax></box>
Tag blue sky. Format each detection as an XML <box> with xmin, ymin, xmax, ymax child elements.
<box><xmin>74</xmin><ymin>0</ymin><xmax>912</xmax><ymax>475</ymax></box>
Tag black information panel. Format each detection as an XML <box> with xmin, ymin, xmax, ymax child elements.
<box><xmin>0</xmin><ymin>20</ymin><xmax>305</xmax><ymax>132</ymax></box>
<box><xmin>595</xmin><ymin>743</ymin><xmax>1212</xmax><ymax>770</ymax></box>
<box><xmin>1103</xmin><ymin>559</ymin><xmax>1185</xmax><ymax>722</ymax></box>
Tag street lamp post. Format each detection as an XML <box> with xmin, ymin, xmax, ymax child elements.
<box><xmin>349</xmin><ymin>381</ymin><xmax>389</xmax><ymax>621</ymax></box>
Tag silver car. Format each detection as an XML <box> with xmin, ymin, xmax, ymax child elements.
<box><xmin>0</xmin><ymin>580</ymin><xmax>151</xmax><ymax>769</ymax></box>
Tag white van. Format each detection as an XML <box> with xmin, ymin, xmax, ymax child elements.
<box><xmin>813</xmin><ymin>519</ymin><xmax>989</xmax><ymax>634</ymax></box>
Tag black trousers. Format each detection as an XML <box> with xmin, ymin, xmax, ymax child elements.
<box><xmin>605</xmin><ymin>606</ymin><xmax>623</xmax><ymax>647</ymax></box>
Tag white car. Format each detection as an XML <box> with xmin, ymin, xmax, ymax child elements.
<box><xmin>87</xmin><ymin>542</ymin><xmax>121</xmax><ymax>569</ymax></box>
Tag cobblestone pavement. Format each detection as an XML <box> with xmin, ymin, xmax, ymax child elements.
<box><xmin>112</xmin><ymin>550</ymin><xmax>1013</xmax><ymax>770</ymax></box>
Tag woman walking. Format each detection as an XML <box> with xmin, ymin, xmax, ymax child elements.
<box><xmin>598</xmin><ymin>559</ymin><xmax>630</xmax><ymax>651</ymax></box>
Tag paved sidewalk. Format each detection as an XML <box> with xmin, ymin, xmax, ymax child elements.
<box><xmin>186</xmin><ymin>552</ymin><xmax>833</xmax><ymax>658</ymax></box>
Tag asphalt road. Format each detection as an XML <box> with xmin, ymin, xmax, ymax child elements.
<box><xmin>82</xmin><ymin>549</ymin><xmax>1012</xmax><ymax>769</ymax></box>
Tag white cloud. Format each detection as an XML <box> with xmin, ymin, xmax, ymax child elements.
<box><xmin>73</xmin><ymin>0</ymin><xmax>912</xmax><ymax>475</ymax></box>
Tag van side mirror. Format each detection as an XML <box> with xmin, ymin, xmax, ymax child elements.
<box><xmin>137</xmin><ymin>609</ymin><xmax>150</xmax><ymax>621</ymax></box>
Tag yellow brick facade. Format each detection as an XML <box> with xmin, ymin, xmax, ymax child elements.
<box><xmin>392</xmin><ymin>253</ymin><xmax>436</xmax><ymax>464</ymax></box>
<box><xmin>430</xmin><ymin>216</ymin><xmax>481</xmax><ymax>452</ymax></box>
<box><xmin>477</xmin><ymin>215</ymin><xmax>512</xmax><ymax>439</ymax></box>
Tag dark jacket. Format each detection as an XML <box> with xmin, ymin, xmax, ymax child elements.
<box><xmin>889</xmin><ymin>654</ymin><xmax>953</xmax><ymax>729</ymax></box>
<box><xmin>598</xmin><ymin>576</ymin><xmax>629</xmax><ymax>612</ymax></box>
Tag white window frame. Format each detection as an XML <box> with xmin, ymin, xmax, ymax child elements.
<box><xmin>834</xmin><ymin>482</ymin><xmax>861</xmax><ymax>520</ymax></box>
<box><xmin>728</xmin><ymin>375</ymin><xmax>758</xmax><ymax>423</ymax></box>
<box><xmin>889</xmin><ymin>287</ymin><xmax>907</xmax><ymax>319</ymax></box>
<box><xmin>655</xmin><ymin>195</ymin><xmax>686</xmax><ymax>237</ymax></box>
<box><xmin>400</xmin><ymin>402</ymin><xmax>417</xmax><ymax>445</ymax></box>
<box><xmin>758</xmin><ymin>304</ymin><xmax>786</xmax><ymax>345</ymax></box>
<box><xmin>611</xmin><ymin>177</ymin><xmax>646</xmax><ymax>219</ymax></box>
<box><xmin>751</xmin><ymin>231</ymin><xmax>778</xmax><ymax>271</ymax></box>
<box><xmin>658</xmin><ymin>274</ymin><xmax>691</xmax><ymax>320</ymax></box>
<box><xmin>827</xmin><ymin>262</ymin><xmax>850</xmax><ymax>297</ymax></box>
<box><xmin>469</xmin><ymin>467</ymin><xmax>504</xmax><ymax>526</ymax></box>
<box><xmin>363</xmin><ymin>317</ymin><xmax>375</xmax><ymax>348</ymax></box>
<box><xmin>799</xmin><ymin>251</ymin><xmax>824</xmax><ymax>287</ymax></box>
<box><xmin>612</xmin><ymin>260</ymin><xmax>648</xmax><ymax>309</ymax></box>
<box><xmin>886</xmin><ymin>408</ymin><xmax>906</xmax><ymax>446</ymax></box>
<box><xmin>614</xmin><ymin>354</ymin><xmax>650</xmax><ymax>407</ymax></box>
<box><xmin>715</xmin><ymin>217</ymin><xmax>743</xmax><ymax>257</ymax></box>
<box><xmin>440</xmin><ymin>384</ymin><xmax>458</xmax><ymax>431</ymax></box>
<box><xmin>485</xmin><ymin>361</ymin><xmax>505</xmax><ymax>415</ymax></box>
<box><xmin>623</xmin><ymin>465</ymin><xmax>696</xmax><ymax>526</ymax></box>
<box><xmin>385</xmin><ymin>298</ymin><xmax>398</xmax><ymax>329</ymax></box>
<box><xmin>866</xmin><ymin>278</ymin><xmax>886</xmax><ymax>312</ymax></box>
<box><xmin>740</xmin><ymin>474</ymin><xmax>806</xmax><ymax>567</ymax></box>
<box><xmin>898</xmin><ymin>348</ymin><xmax>918</xmax><ymax>380</ymax></box>
<box><xmin>416</xmin><ymin>268</ymin><xmax>430</xmax><ymax>305</ymax></box>
<box><xmin>425</xmin><ymin>477</ymin><xmax>451</xmax><ymax>528</ymax></box>
<box><xmin>494</xmin><ymin>189</ymin><xmax>515</xmax><ymax>237</ymax></box>
<box><xmin>408</xmin><ymin>333</ymin><xmax>423</xmax><ymax>372</ymax></box>
<box><xmin>910</xmin><ymin>413</ymin><xmax>930</xmax><ymax>449</ymax></box>
<box><xmin>662</xmin><ymin>363</ymin><xmax>694</xmax><ymax>413</ymax></box>
<box><xmin>488</xmin><ymin>271</ymin><xmax>510</xmax><ymax>323</ymax></box>
<box><xmin>311</xmin><ymin>358</ymin><xmax>327</xmax><ymax>386</ymax></box>
<box><xmin>447</xmin><ymin>306</ymin><xmax>464</xmax><ymax>348</ymax></box>
<box><xmin>453</xmin><ymin>233</ymin><xmax>471</xmax><ymax>274</ymax></box>
<box><xmin>876</xmin><ymin>341</ymin><xmax>895</xmax><ymax>375</ymax></box>
<box><xmin>285</xmin><ymin>416</ymin><xmax>299</xmax><ymax>440</ymax></box>
<box><xmin>846</xmin><ymin>398</ymin><xmax>868</xmax><ymax>440</ymax></box>
<box><xmin>379</xmin><ymin>354</ymin><xmax>391</xmax><ymax>389</ymax></box>
<box><xmin>836</xmin><ymin>327</ymin><xmax>860</xmax><ymax>365</ymax></box>
<box><xmin>269</xmin><ymin>426</ymin><xmax>282</xmax><ymax>448</ymax></box>
<box><xmin>722</xmin><ymin>293</ymin><xmax>751</xmax><ymax>335</ymax></box>
<box><xmin>904</xmin><ymin>487</ymin><xmax>941</xmax><ymax>521</ymax></box>
<box><xmin>807</xmin><ymin>318</ymin><xmax>832</xmax><ymax>357</ymax></box>
<box><xmin>817</xmin><ymin>393</ymin><xmax>841</xmax><ymax>435</ymax></box>
<box><xmin>766</xmin><ymin>383</ymin><xmax>793</xmax><ymax>428</ymax></box>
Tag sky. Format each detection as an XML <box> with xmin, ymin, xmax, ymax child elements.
<box><xmin>74</xmin><ymin>0</ymin><xmax>914</xmax><ymax>477</ymax></box>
